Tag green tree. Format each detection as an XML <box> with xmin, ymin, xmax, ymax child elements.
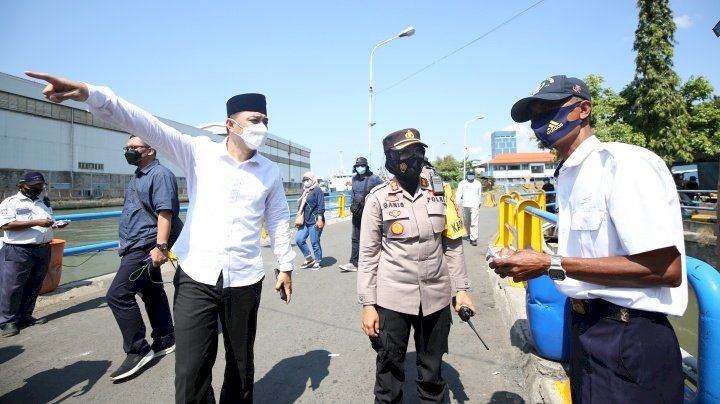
<box><xmin>584</xmin><ymin>75</ymin><xmax>644</xmax><ymax>146</ymax></box>
<box><xmin>680</xmin><ymin>76</ymin><xmax>720</xmax><ymax>159</ymax></box>
<box><xmin>619</xmin><ymin>0</ymin><xmax>691</xmax><ymax>164</ymax></box>
<box><xmin>432</xmin><ymin>154</ymin><xmax>462</xmax><ymax>185</ymax></box>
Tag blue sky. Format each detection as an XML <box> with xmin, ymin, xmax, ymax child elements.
<box><xmin>1</xmin><ymin>0</ymin><xmax>718</xmax><ymax>178</ymax></box>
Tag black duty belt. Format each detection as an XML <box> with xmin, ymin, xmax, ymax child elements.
<box><xmin>570</xmin><ymin>298</ymin><xmax>666</xmax><ymax>323</ymax></box>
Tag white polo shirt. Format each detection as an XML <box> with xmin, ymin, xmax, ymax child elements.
<box><xmin>86</xmin><ymin>85</ymin><xmax>295</xmax><ymax>287</ymax></box>
<box><xmin>0</xmin><ymin>192</ymin><xmax>54</xmax><ymax>245</ymax></box>
<box><xmin>456</xmin><ymin>179</ymin><xmax>483</xmax><ymax>208</ymax></box>
<box><xmin>554</xmin><ymin>136</ymin><xmax>687</xmax><ymax>316</ymax></box>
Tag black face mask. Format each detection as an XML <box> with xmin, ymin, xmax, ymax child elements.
<box><xmin>21</xmin><ymin>188</ymin><xmax>43</xmax><ymax>200</ymax></box>
<box><xmin>124</xmin><ymin>150</ymin><xmax>142</xmax><ymax>166</ymax></box>
<box><xmin>385</xmin><ymin>155</ymin><xmax>425</xmax><ymax>193</ymax></box>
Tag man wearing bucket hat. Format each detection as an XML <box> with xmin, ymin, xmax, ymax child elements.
<box><xmin>358</xmin><ymin>128</ymin><xmax>476</xmax><ymax>403</ymax></box>
<box><xmin>25</xmin><ymin>71</ymin><xmax>295</xmax><ymax>403</ymax></box>
<box><xmin>491</xmin><ymin>75</ymin><xmax>687</xmax><ymax>403</ymax></box>
<box><xmin>0</xmin><ymin>172</ymin><xmax>67</xmax><ymax>337</ymax></box>
<box><xmin>339</xmin><ymin>156</ymin><xmax>383</xmax><ymax>272</ymax></box>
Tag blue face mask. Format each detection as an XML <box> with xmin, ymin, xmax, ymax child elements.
<box><xmin>355</xmin><ymin>166</ymin><xmax>367</xmax><ymax>175</ymax></box>
<box><xmin>467</xmin><ymin>175</ymin><xmax>475</xmax><ymax>181</ymax></box>
<box><xmin>530</xmin><ymin>102</ymin><xmax>583</xmax><ymax>148</ymax></box>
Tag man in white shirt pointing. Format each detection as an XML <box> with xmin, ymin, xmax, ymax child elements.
<box><xmin>26</xmin><ymin>71</ymin><xmax>295</xmax><ymax>403</ymax></box>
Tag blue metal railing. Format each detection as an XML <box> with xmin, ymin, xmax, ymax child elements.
<box><xmin>54</xmin><ymin>193</ymin><xmax>351</xmax><ymax>256</ymax></box>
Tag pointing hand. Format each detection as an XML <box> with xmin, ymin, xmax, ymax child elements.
<box><xmin>25</xmin><ymin>71</ymin><xmax>89</xmax><ymax>103</ymax></box>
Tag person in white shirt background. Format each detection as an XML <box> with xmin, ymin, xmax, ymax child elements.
<box><xmin>26</xmin><ymin>71</ymin><xmax>295</xmax><ymax>404</ymax></box>
<box><xmin>0</xmin><ymin>172</ymin><xmax>69</xmax><ymax>338</ymax></box>
<box><xmin>455</xmin><ymin>171</ymin><xmax>483</xmax><ymax>246</ymax></box>
<box><xmin>490</xmin><ymin>75</ymin><xmax>686</xmax><ymax>403</ymax></box>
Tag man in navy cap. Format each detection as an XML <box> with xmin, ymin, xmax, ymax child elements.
<box><xmin>491</xmin><ymin>75</ymin><xmax>686</xmax><ymax>403</ymax></box>
<box><xmin>0</xmin><ymin>172</ymin><xmax>68</xmax><ymax>337</ymax></box>
<box><xmin>25</xmin><ymin>71</ymin><xmax>295</xmax><ymax>403</ymax></box>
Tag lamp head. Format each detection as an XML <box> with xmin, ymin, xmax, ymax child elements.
<box><xmin>398</xmin><ymin>26</ymin><xmax>415</xmax><ymax>37</ymax></box>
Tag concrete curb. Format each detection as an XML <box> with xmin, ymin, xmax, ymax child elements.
<box><xmin>489</xmin><ymin>268</ymin><xmax>569</xmax><ymax>404</ymax></box>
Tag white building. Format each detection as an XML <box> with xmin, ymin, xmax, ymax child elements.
<box><xmin>0</xmin><ymin>72</ymin><xmax>310</xmax><ymax>199</ymax></box>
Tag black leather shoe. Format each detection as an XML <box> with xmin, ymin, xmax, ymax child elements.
<box><xmin>470</xmin><ymin>240</ymin><xmax>478</xmax><ymax>246</ymax></box>
<box><xmin>18</xmin><ymin>316</ymin><xmax>47</xmax><ymax>327</ymax></box>
<box><xmin>1</xmin><ymin>323</ymin><xmax>19</xmax><ymax>337</ymax></box>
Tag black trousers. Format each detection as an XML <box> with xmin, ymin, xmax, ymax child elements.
<box><xmin>106</xmin><ymin>247</ymin><xmax>174</xmax><ymax>354</ymax></box>
<box><xmin>0</xmin><ymin>243</ymin><xmax>50</xmax><ymax>325</ymax></box>
<box><xmin>350</xmin><ymin>215</ymin><xmax>361</xmax><ymax>267</ymax></box>
<box><xmin>569</xmin><ymin>305</ymin><xmax>683</xmax><ymax>403</ymax></box>
<box><xmin>173</xmin><ymin>268</ymin><xmax>262</xmax><ymax>404</ymax></box>
<box><xmin>371</xmin><ymin>305</ymin><xmax>452</xmax><ymax>404</ymax></box>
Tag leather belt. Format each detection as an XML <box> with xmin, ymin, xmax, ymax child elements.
<box><xmin>570</xmin><ymin>298</ymin><xmax>665</xmax><ymax>323</ymax></box>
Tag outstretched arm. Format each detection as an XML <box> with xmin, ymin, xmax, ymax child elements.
<box><xmin>26</xmin><ymin>71</ymin><xmax>89</xmax><ymax>102</ymax></box>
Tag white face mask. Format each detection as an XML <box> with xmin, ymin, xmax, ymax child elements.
<box><xmin>303</xmin><ymin>180</ymin><xmax>312</xmax><ymax>188</ymax></box>
<box><xmin>230</xmin><ymin>120</ymin><xmax>269</xmax><ymax>150</ymax></box>
<box><xmin>355</xmin><ymin>166</ymin><xmax>367</xmax><ymax>175</ymax></box>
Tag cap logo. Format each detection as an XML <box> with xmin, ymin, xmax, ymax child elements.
<box><xmin>546</xmin><ymin>120</ymin><xmax>563</xmax><ymax>135</ymax></box>
<box><xmin>573</xmin><ymin>84</ymin><xmax>582</xmax><ymax>93</ymax></box>
<box><xmin>532</xmin><ymin>77</ymin><xmax>555</xmax><ymax>95</ymax></box>
<box><xmin>404</xmin><ymin>130</ymin><xmax>415</xmax><ymax>139</ymax></box>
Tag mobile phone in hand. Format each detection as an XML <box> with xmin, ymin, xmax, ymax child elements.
<box><xmin>274</xmin><ymin>268</ymin><xmax>288</xmax><ymax>302</ymax></box>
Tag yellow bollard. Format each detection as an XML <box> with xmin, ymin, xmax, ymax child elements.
<box><xmin>338</xmin><ymin>193</ymin><xmax>346</xmax><ymax>217</ymax></box>
<box><xmin>484</xmin><ymin>192</ymin><xmax>496</xmax><ymax>207</ymax></box>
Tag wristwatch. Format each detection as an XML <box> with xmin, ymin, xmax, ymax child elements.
<box><xmin>155</xmin><ymin>243</ymin><xmax>169</xmax><ymax>251</ymax></box>
<box><xmin>548</xmin><ymin>255</ymin><xmax>566</xmax><ymax>281</ymax></box>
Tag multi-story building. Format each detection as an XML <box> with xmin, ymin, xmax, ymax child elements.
<box><xmin>0</xmin><ymin>72</ymin><xmax>310</xmax><ymax>200</ymax></box>
<box><xmin>491</xmin><ymin>130</ymin><xmax>517</xmax><ymax>157</ymax></box>
<box><xmin>481</xmin><ymin>152</ymin><xmax>557</xmax><ymax>185</ymax></box>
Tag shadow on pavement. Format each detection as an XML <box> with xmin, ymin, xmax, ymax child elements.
<box><xmin>254</xmin><ymin>349</ymin><xmax>331</xmax><ymax>402</ymax></box>
<box><xmin>0</xmin><ymin>359</ymin><xmax>111</xmax><ymax>403</ymax></box>
<box><xmin>44</xmin><ymin>296</ymin><xmax>107</xmax><ymax>323</ymax></box>
<box><xmin>0</xmin><ymin>345</ymin><xmax>25</xmax><ymax>365</ymax></box>
<box><xmin>488</xmin><ymin>390</ymin><xmax>526</xmax><ymax>403</ymax></box>
<box><xmin>510</xmin><ymin>320</ymin><xmax>532</xmax><ymax>354</ymax></box>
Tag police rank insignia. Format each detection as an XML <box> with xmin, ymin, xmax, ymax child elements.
<box><xmin>390</xmin><ymin>221</ymin><xmax>404</xmax><ymax>235</ymax></box>
<box><xmin>388</xmin><ymin>210</ymin><xmax>401</xmax><ymax>218</ymax></box>
<box><xmin>420</xmin><ymin>177</ymin><xmax>429</xmax><ymax>188</ymax></box>
<box><xmin>385</xmin><ymin>194</ymin><xmax>399</xmax><ymax>202</ymax></box>
<box><xmin>399</xmin><ymin>162</ymin><xmax>408</xmax><ymax>173</ymax></box>
<box><xmin>390</xmin><ymin>181</ymin><xmax>399</xmax><ymax>191</ymax></box>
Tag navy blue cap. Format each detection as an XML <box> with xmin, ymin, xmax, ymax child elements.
<box><xmin>19</xmin><ymin>171</ymin><xmax>45</xmax><ymax>185</ymax></box>
<box><xmin>511</xmin><ymin>75</ymin><xmax>591</xmax><ymax>122</ymax></box>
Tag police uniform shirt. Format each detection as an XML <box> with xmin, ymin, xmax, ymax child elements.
<box><xmin>357</xmin><ymin>178</ymin><xmax>470</xmax><ymax>316</ymax></box>
<box><xmin>554</xmin><ymin>136</ymin><xmax>688</xmax><ymax>316</ymax></box>
<box><xmin>86</xmin><ymin>84</ymin><xmax>296</xmax><ymax>288</ymax></box>
<box><xmin>0</xmin><ymin>192</ymin><xmax>54</xmax><ymax>245</ymax></box>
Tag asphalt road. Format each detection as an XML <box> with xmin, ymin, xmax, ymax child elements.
<box><xmin>0</xmin><ymin>207</ymin><xmax>528</xmax><ymax>403</ymax></box>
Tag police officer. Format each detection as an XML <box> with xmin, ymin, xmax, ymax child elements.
<box><xmin>0</xmin><ymin>172</ymin><xmax>67</xmax><ymax>337</ymax></box>
<box><xmin>358</xmin><ymin>128</ymin><xmax>476</xmax><ymax>403</ymax></box>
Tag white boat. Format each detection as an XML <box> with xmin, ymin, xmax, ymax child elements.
<box><xmin>329</xmin><ymin>173</ymin><xmax>353</xmax><ymax>192</ymax></box>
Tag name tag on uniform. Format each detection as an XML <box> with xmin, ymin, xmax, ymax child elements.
<box><xmin>16</xmin><ymin>208</ymin><xmax>32</xmax><ymax>215</ymax></box>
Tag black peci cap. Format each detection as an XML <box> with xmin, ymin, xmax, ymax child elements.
<box><xmin>226</xmin><ymin>93</ymin><xmax>267</xmax><ymax>117</ymax></box>
<box><xmin>511</xmin><ymin>75</ymin><xmax>591</xmax><ymax>122</ymax></box>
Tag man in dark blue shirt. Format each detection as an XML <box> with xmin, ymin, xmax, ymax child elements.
<box><xmin>107</xmin><ymin>135</ymin><xmax>182</xmax><ymax>381</ymax></box>
<box><xmin>339</xmin><ymin>157</ymin><xmax>383</xmax><ymax>272</ymax></box>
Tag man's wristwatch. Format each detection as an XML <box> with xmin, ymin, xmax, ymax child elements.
<box><xmin>548</xmin><ymin>255</ymin><xmax>566</xmax><ymax>281</ymax></box>
<box><xmin>155</xmin><ymin>243</ymin><xmax>169</xmax><ymax>251</ymax></box>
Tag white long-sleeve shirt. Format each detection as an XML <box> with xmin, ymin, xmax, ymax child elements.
<box><xmin>86</xmin><ymin>84</ymin><xmax>295</xmax><ymax>287</ymax></box>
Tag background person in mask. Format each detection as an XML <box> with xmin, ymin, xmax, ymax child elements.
<box><xmin>295</xmin><ymin>171</ymin><xmax>325</xmax><ymax>270</ymax></box>
<box><xmin>339</xmin><ymin>156</ymin><xmax>383</xmax><ymax>272</ymax></box>
<box><xmin>26</xmin><ymin>71</ymin><xmax>296</xmax><ymax>403</ymax></box>
<box><xmin>106</xmin><ymin>135</ymin><xmax>181</xmax><ymax>381</ymax></box>
<box><xmin>456</xmin><ymin>170</ymin><xmax>483</xmax><ymax>246</ymax></box>
<box><xmin>0</xmin><ymin>172</ymin><xmax>68</xmax><ymax>337</ymax></box>
<box><xmin>492</xmin><ymin>75</ymin><xmax>687</xmax><ymax>403</ymax></box>
<box><xmin>358</xmin><ymin>128</ymin><xmax>476</xmax><ymax>403</ymax></box>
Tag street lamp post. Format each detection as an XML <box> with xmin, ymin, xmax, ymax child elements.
<box><xmin>368</xmin><ymin>26</ymin><xmax>415</xmax><ymax>168</ymax></box>
<box><xmin>463</xmin><ymin>115</ymin><xmax>485</xmax><ymax>174</ymax></box>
